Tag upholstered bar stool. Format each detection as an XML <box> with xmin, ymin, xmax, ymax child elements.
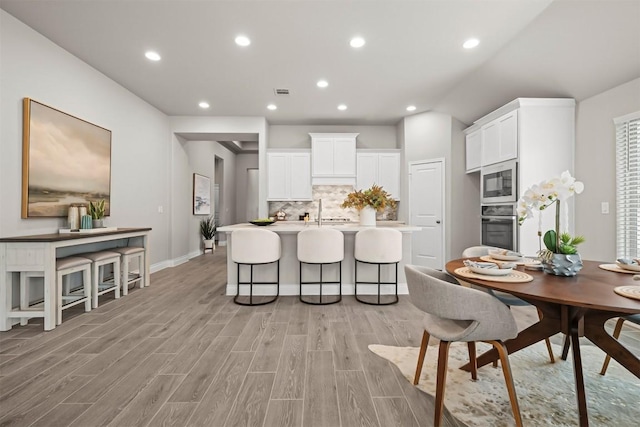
<box><xmin>80</xmin><ymin>250</ymin><xmax>121</xmax><ymax>308</ymax></box>
<box><xmin>354</xmin><ymin>228</ymin><xmax>402</xmax><ymax>305</ymax></box>
<box><xmin>56</xmin><ymin>256</ymin><xmax>92</xmax><ymax>325</ymax></box>
<box><xmin>111</xmin><ymin>246</ymin><xmax>145</xmax><ymax>295</ymax></box>
<box><xmin>298</xmin><ymin>228</ymin><xmax>344</xmax><ymax>305</ymax></box>
<box><xmin>232</xmin><ymin>228</ymin><xmax>281</xmax><ymax>306</ymax></box>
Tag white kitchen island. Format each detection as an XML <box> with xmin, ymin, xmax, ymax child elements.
<box><xmin>217</xmin><ymin>221</ymin><xmax>420</xmax><ymax>297</ymax></box>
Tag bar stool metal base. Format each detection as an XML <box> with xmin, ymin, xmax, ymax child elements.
<box><xmin>234</xmin><ymin>261</ymin><xmax>279</xmax><ymax>306</ymax></box>
<box><xmin>354</xmin><ymin>259</ymin><xmax>399</xmax><ymax>305</ymax></box>
<box><xmin>299</xmin><ymin>261</ymin><xmax>342</xmax><ymax>305</ymax></box>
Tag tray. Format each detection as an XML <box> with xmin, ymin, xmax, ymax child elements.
<box><xmin>59</xmin><ymin>227</ymin><xmax>118</xmax><ymax>234</ymax></box>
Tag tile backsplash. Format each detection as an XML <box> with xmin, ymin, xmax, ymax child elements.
<box><xmin>268</xmin><ymin>185</ymin><xmax>398</xmax><ymax>221</ymax></box>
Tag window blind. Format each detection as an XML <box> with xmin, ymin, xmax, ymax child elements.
<box><xmin>615</xmin><ymin>112</ymin><xmax>640</xmax><ymax>259</ymax></box>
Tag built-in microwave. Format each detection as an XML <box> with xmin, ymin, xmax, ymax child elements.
<box><xmin>481</xmin><ymin>160</ymin><xmax>517</xmax><ymax>204</ymax></box>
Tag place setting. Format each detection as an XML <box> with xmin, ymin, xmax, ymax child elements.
<box><xmin>480</xmin><ymin>249</ymin><xmax>542</xmax><ymax>270</ymax></box>
<box><xmin>454</xmin><ymin>259</ymin><xmax>534</xmax><ymax>283</ymax></box>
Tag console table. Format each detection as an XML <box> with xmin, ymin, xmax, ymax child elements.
<box><xmin>0</xmin><ymin>227</ymin><xmax>151</xmax><ymax>331</ymax></box>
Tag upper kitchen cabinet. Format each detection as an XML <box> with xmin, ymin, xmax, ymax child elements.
<box><xmin>267</xmin><ymin>150</ymin><xmax>312</xmax><ymax>201</ymax></box>
<box><xmin>481</xmin><ymin>110</ymin><xmax>518</xmax><ymax>167</ymax></box>
<box><xmin>356</xmin><ymin>150</ymin><xmax>401</xmax><ymax>200</ymax></box>
<box><xmin>465</xmin><ymin>129</ymin><xmax>482</xmax><ymax>173</ymax></box>
<box><xmin>309</xmin><ymin>133</ymin><xmax>358</xmax><ymax>185</ymax></box>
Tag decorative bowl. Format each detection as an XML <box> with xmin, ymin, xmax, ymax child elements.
<box><xmin>489</xmin><ymin>249</ymin><xmax>523</xmax><ymax>261</ymax></box>
<box><xmin>249</xmin><ymin>219</ymin><xmax>275</xmax><ymax>226</ymax></box>
<box><xmin>469</xmin><ymin>266</ymin><xmax>513</xmax><ymax>276</ymax></box>
<box><xmin>616</xmin><ymin>261</ymin><xmax>640</xmax><ymax>272</ymax></box>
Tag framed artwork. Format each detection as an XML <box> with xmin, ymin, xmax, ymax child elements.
<box><xmin>193</xmin><ymin>173</ymin><xmax>211</xmax><ymax>215</ymax></box>
<box><xmin>21</xmin><ymin>98</ymin><xmax>112</xmax><ymax>218</ymax></box>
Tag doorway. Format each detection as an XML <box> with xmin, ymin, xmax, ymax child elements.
<box><xmin>214</xmin><ymin>156</ymin><xmax>224</xmax><ymax>243</ymax></box>
<box><xmin>246</xmin><ymin>168</ymin><xmax>259</xmax><ymax>221</ymax></box>
<box><xmin>409</xmin><ymin>159</ymin><xmax>445</xmax><ymax>269</ymax></box>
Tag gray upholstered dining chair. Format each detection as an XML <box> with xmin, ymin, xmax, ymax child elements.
<box><xmin>405</xmin><ymin>264</ymin><xmax>523</xmax><ymax>427</ymax></box>
<box><xmin>600</xmin><ymin>314</ymin><xmax>640</xmax><ymax>375</ymax></box>
<box><xmin>462</xmin><ymin>246</ymin><xmax>555</xmax><ymax>364</ymax></box>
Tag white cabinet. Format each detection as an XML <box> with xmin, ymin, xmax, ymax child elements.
<box><xmin>310</xmin><ymin>133</ymin><xmax>358</xmax><ymax>185</ymax></box>
<box><xmin>465</xmin><ymin>130</ymin><xmax>482</xmax><ymax>172</ymax></box>
<box><xmin>267</xmin><ymin>151</ymin><xmax>312</xmax><ymax>201</ymax></box>
<box><xmin>356</xmin><ymin>151</ymin><xmax>401</xmax><ymax>200</ymax></box>
<box><xmin>481</xmin><ymin>110</ymin><xmax>518</xmax><ymax>167</ymax></box>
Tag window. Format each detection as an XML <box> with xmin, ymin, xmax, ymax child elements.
<box><xmin>615</xmin><ymin>112</ymin><xmax>640</xmax><ymax>259</ymax></box>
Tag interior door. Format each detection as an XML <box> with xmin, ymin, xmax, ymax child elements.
<box><xmin>409</xmin><ymin>160</ymin><xmax>444</xmax><ymax>269</ymax></box>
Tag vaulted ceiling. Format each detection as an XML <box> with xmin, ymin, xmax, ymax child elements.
<box><xmin>1</xmin><ymin>0</ymin><xmax>638</xmax><ymax>126</ymax></box>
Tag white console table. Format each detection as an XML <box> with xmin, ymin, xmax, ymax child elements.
<box><xmin>0</xmin><ymin>227</ymin><xmax>151</xmax><ymax>331</ymax></box>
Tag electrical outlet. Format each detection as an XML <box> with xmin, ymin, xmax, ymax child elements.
<box><xmin>601</xmin><ymin>202</ymin><xmax>609</xmax><ymax>214</ymax></box>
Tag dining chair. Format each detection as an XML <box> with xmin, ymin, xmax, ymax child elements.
<box><xmin>599</xmin><ymin>314</ymin><xmax>640</xmax><ymax>375</ymax></box>
<box><xmin>405</xmin><ymin>264</ymin><xmax>523</xmax><ymax>427</ymax></box>
<box><xmin>462</xmin><ymin>246</ymin><xmax>556</xmax><ymax>364</ymax></box>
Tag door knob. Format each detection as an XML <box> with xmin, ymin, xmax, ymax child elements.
<box><xmin>436</xmin><ymin>220</ymin><xmax>441</xmax><ymax>224</ymax></box>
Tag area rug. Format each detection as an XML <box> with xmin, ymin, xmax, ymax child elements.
<box><xmin>369</xmin><ymin>342</ymin><xmax>639</xmax><ymax>426</ymax></box>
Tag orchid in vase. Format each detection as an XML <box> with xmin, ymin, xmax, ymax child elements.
<box><xmin>517</xmin><ymin>171</ymin><xmax>585</xmax><ymax>275</ymax></box>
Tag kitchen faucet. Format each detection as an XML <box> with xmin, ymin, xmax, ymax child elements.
<box><xmin>318</xmin><ymin>199</ymin><xmax>322</xmax><ymax>227</ymax></box>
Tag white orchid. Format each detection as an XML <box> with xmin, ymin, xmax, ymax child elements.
<box><xmin>517</xmin><ymin>171</ymin><xmax>585</xmax><ymax>256</ymax></box>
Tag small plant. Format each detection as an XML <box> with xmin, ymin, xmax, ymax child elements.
<box><xmin>341</xmin><ymin>184</ymin><xmax>397</xmax><ymax>212</ymax></box>
<box><xmin>88</xmin><ymin>199</ymin><xmax>105</xmax><ymax>219</ymax></box>
<box><xmin>200</xmin><ymin>216</ymin><xmax>216</xmax><ymax>240</ymax></box>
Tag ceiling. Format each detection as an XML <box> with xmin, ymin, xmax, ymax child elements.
<box><xmin>1</xmin><ymin>0</ymin><xmax>639</xmax><ymax>127</ymax></box>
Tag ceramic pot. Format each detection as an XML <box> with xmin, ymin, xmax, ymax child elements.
<box><xmin>92</xmin><ymin>219</ymin><xmax>104</xmax><ymax>228</ymax></box>
<box><xmin>203</xmin><ymin>239</ymin><xmax>215</xmax><ymax>253</ymax></box>
<box><xmin>359</xmin><ymin>206</ymin><xmax>376</xmax><ymax>227</ymax></box>
<box><xmin>541</xmin><ymin>253</ymin><xmax>583</xmax><ymax>276</ymax></box>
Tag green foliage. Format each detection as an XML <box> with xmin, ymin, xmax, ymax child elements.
<box><xmin>542</xmin><ymin>230</ymin><xmax>585</xmax><ymax>255</ymax></box>
<box><xmin>88</xmin><ymin>199</ymin><xmax>105</xmax><ymax>219</ymax></box>
<box><xmin>200</xmin><ymin>216</ymin><xmax>216</xmax><ymax>240</ymax></box>
<box><xmin>340</xmin><ymin>184</ymin><xmax>397</xmax><ymax>212</ymax></box>
<box><xmin>543</xmin><ymin>230</ymin><xmax>557</xmax><ymax>252</ymax></box>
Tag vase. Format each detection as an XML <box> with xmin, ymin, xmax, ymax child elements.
<box><xmin>92</xmin><ymin>219</ymin><xmax>104</xmax><ymax>228</ymax></box>
<box><xmin>203</xmin><ymin>239</ymin><xmax>215</xmax><ymax>253</ymax></box>
<box><xmin>541</xmin><ymin>253</ymin><xmax>583</xmax><ymax>276</ymax></box>
<box><xmin>359</xmin><ymin>206</ymin><xmax>376</xmax><ymax>226</ymax></box>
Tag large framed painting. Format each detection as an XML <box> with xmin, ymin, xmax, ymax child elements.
<box><xmin>193</xmin><ymin>173</ymin><xmax>211</xmax><ymax>215</ymax></box>
<box><xmin>21</xmin><ymin>98</ymin><xmax>112</xmax><ymax>218</ymax></box>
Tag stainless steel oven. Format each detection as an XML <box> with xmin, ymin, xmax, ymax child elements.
<box><xmin>481</xmin><ymin>204</ymin><xmax>518</xmax><ymax>251</ymax></box>
<box><xmin>481</xmin><ymin>160</ymin><xmax>517</xmax><ymax>204</ymax></box>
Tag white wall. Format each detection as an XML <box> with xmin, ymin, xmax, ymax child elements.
<box><xmin>575</xmin><ymin>78</ymin><xmax>640</xmax><ymax>261</ymax></box>
<box><xmin>269</xmin><ymin>125</ymin><xmax>397</xmax><ymax>149</ymax></box>
<box><xmin>0</xmin><ymin>10</ymin><xmax>172</xmax><ymax>265</ymax></box>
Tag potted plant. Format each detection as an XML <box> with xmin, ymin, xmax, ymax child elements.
<box><xmin>517</xmin><ymin>171</ymin><xmax>585</xmax><ymax>276</ymax></box>
<box><xmin>200</xmin><ymin>216</ymin><xmax>217</xmax><ymax>253</ymax></box>
<box><xmin>88</xmin><ymin>199</ymin><xmax>106</xmax><ymax>228</ymax></box>
<box><xmin>341</xmin><ymin>184</ymin><xmax>397</xmax><ymax>226</ymax></box>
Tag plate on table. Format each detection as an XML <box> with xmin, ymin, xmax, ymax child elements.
<box><xmin>249</xmin><ymin>219</ymin><xmax>275</xmax><ymax>226</ymax></box>
<box><xmin>488</xmin><ymin>250</ymin><xmax>523</xmax><ymax>261</ymax></box>
<box><xmin>616</xmin><ymin>261</ymin><xmax>640</xmax><ymax>272</ymax></box>
<box><xmin>468</xmin><ymin>266</ymin><xmax>514</xmax><ymax>276</ymax></box>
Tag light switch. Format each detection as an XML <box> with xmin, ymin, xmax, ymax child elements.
<box><xmin>601</xmin><ymin>202</ymin><xmax>609</xmax><ymax>214</ymax></box>
<box><xmin>158</xmin><ymin>205</ymin><xmax>164</xmax><ymax>214</ymax></box>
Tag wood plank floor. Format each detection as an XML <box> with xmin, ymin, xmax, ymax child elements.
<box><xmin>1</xmin><ymin>248</ymin><xmax>638</xmax><ymax>427</ymax></box>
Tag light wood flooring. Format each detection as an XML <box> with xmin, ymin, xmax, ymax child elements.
<box><xmin>1</xmin><ymin>248</ymin><xmax>638</xmax><ymax>427</ymax></box>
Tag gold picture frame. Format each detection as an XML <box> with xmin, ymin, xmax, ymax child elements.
<box><xmin>22</xmin><ymin>98</ymin><xmax>112</xmax><ymax>218</ymax></box>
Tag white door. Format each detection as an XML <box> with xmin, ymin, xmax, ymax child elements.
<box><xmin>409</xmin><ymin>160</ymin><xmax>444</xmax><ymax>269</ymax></box>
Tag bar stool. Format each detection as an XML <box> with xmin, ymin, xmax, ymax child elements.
<box><xmin>232</xmin><ymin>228</ymin><xmax>281</xmax><ymax>306</ymax></box>
<box><xmin>56</xmin><ymin>256</ymin><xmax>92</xmax><ymax>325</ymax></box>
<box><xmin>111</xmin><ymin>246</ymin><xmax>145</xmax><ymax>295</ymax></box>
<box><xmin>354</xmin><ymin>228</ymin><xmax>402</xmax><ymax>305</ymax></box>
<box><xmin>80</xmin><ymin>250</ymin><xmax>121</xmax><ymax>308</ymax></box>
<box><xmin>298</xmin><ymin>228</ymin><xmax>344</xmax><ymax>305</ymax></box>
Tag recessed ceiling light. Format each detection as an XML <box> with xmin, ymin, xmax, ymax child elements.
<box><xmin>463</xmin><ymin>38</ymin><xmax>480</xmax><ymax>49</ymax></box>
<box><xmin>406</xmin><ymin>105</ymin><xmax>416</xmax><ymax>112</ymax></box>
<box><xmin>199</xmin><ymin>101</ymin><xmax>210</xmax><ymax>109</ymax></box>
<box><xmin>145</xmin><ymin>51</ymin><xmax>161</xmax><ymax>61</ymax></box>
<box><xmin>317</xmin><ymin>80</ymin><xmax>329</xmax><ymax>88</ymax></box>
<box><xmin>267</xmin><ymin>104</ymin><xmax>277</xmax><ymax>110</ymax></box>
<box><xmin>235</xmin><ymin>35</ymin><xmax>251</xmax><ymax>47</ymax></box>
<box><xmin>350</xmin><ymin>37</ymin><xmax>366</xmax><ymax>48</ymax></box>
<box><xmin>337</xmin><ymin>104</ymin><xmax>348</xmax><ymax>111</ymax></box>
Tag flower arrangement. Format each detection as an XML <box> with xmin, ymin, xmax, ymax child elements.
<box><xmin>517</xmin><ymin>171</ymin><xmax>585</xmax><ymax>261</ymax></box>
<box><xmin>341</xmin><ymin>184</ymin><xmax>397</xmax><ymax>212</ymax></box>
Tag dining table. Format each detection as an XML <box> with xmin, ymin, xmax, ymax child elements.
<box><xmin>445</xmin><ymin>258</ymin><xmax>640</xmax><ymax>427</ymax></box>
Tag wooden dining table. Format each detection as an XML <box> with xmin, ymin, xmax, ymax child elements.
<box><xmin>445</xmin><ymin>259</ymin><xmax>640</xmax><ymax>427</ymax></box>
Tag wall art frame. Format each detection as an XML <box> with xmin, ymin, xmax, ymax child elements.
<box><xmin>193</xmin><ymin>173</ymin><xmax>211</xmax><ymax>215</ymax></box>
<box><xmin>22</xmin><ymin>98</ymin><xmax>112</xmax><ymax>218</ymax></box>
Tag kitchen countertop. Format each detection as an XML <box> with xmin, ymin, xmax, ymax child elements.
<box><xmin>218</xmin><ymin>221</ymin><xmax>420</xmax><ymax>234</ymax></box>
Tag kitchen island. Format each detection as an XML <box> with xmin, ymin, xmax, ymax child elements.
<box><xmin>217</xmin><ymin>221</ymin><xmax>420</xmax><ymax>297</ymax></box>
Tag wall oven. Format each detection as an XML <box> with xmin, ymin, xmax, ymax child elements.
<box><xmin>481</xmin><ymin>160</ymin><xmax>517</xmax><ymax>204</ymax></box>
<box><xmin>481</xmin><ymin>204</ymin><xmax>518</xmax><ymax>252</ymax></box>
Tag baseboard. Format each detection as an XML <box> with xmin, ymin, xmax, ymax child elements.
<box><xmin>150</xmin><ymin>260</ymin><xmax>171</xmax><ymax>273</ymax></box>
<box><xmin>226</xmin><ymin>282</ymin><xmax>409</xmax><ymax>296</ymax></box>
